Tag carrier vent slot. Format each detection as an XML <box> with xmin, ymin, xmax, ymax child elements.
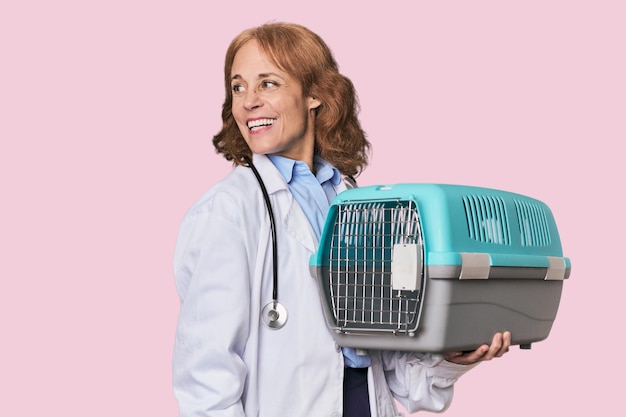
<box><xmin>514</xmin><ymin>200</ymin><xmax>552</xmax><ymax>246</ymax></box>
<box><xmin>462</xmin><ymin>195</ymin><xmax>511</xmax><ymax>245</ymax></box>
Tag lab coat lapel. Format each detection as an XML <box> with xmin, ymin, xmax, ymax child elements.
<box><xmin>284</xmin><ymin>199</ymin><xmax>317</xmax><ymax>252</ymax></box>
<box><xmin>252</xmin><ymin>154</ymin><xmax>317</xmax><ymax>253</ymax></box>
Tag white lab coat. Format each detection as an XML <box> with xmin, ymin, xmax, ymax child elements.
<box><xmin>173</xmin><ymin>154</ymin><xmax>476</xmax><ymax>417</ymax></box>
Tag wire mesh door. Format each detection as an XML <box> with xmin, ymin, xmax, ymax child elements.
<box><xmin>326</xmin><ymin>199</ymin><xmax>424</xmax><ymax>334</ymax></box>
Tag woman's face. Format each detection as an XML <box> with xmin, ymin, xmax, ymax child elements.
<box><xmin>230</xmin><ymin>40</ymin><xmax>320</xmax><ymax>164</ymax></box>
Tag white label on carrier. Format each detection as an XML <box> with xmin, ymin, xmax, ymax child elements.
<box><xmin>392</xmin><ymin>243</ymin><xmax>420</xmax><ymax>291</ymax></box>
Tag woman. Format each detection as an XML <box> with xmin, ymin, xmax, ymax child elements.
<box><xmin>173</xmin><ymin>22</ymin><xmax>510</xmax><ymax>417</ymax></box>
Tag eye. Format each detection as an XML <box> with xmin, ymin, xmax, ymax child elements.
<box><xmin>260</xmin><ymin>80</ymin><xmax>278</xmax><ymax>89</ymax></box>
<box><xmin>231</xmin><ymin>84</ymin><xmax>246</xmax><ymax>95</ymax></box>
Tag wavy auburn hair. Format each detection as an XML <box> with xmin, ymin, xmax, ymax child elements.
<box><xmin>212</xmin><ymin>22</ymin><xmax>370</xmax><ymax>177</ymax></box>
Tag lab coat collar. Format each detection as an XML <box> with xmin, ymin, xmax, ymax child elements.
<box><xmin>251</xmin><ymin>153</ymin><xmax>290</xmax><ymax>195</ymax></box>
<box><xmin>251</xmin><ymin>153</ymin><xmax>316</xmax><ymax>252</ymax></box>
<box><xmin>250</xmin><ymin>153</ymin><xmax>348</xmax><ymax>253</ymax></box>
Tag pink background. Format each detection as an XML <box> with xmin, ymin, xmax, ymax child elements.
<box><xmin>1</xmin><ymin>1</ymin><xmax>623</xmax><ymax>415</ymax></box>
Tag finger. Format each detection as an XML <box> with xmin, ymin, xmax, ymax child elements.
<box><xmin>464</xmin><ymin>344</ymin><xmax>489</xmax><ymax>364</ymax></box>
<box><xmin>444</xmin><ymin>351</ymin><xmax>464</xmax><ymax>362</ymax></box>
<box><xmin>503</xmin><ymin>331</ymin><xmax>511</xmax><ymax>347</ymax></box>
<box><xmin>496</xmin><ymin>331</ymin><xmax>511</xmax><ymax>357</ymax></box>
<box><xmin>445</xmin><ymin>346</ymin><xmax>486</xmax><ymax>365</ymax></box>
<box><xmin>484</xmin><ymin>333</ymin><xmax>504</xmax><ymax>360</ymax></box>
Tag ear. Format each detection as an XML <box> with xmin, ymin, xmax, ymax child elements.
<box><xmin>308</xmin><ymin>96</ymin><xmax>321</xmax><ymax>110</ymax></box>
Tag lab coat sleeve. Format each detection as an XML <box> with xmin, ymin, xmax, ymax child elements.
<box><xmin>173</xmin><ymin>193</ymin><xmax>251</xmax><ymax>417</ymax></box>
<box><xmin>380</xmin><ymin>351</ymin><xmax>479</xmax><ymax>413</ymax></box>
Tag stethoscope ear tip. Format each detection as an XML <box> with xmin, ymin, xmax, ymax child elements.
<box><xmin>262</xmin><ymin>301</ymin><xmax>288</xmax><ymax>330</ymax></box>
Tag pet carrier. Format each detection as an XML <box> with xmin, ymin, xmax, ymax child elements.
<box><xmin>310</xmin><ymin>183</ymin><xmax>570</xmax><ymax>352</ymax></box>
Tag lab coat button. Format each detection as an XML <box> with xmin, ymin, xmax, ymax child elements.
<box><xmin>330</xmin><ymin>412</ymin><xmax>341</xmax><ymax>417</ymax></box>
<box><xmin>334</xmin><ymin>342</ymin><xmax>341</xmax><ymax>352</ymax></box>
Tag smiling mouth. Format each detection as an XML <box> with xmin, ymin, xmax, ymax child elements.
<box><xmin>247</xmin><ymin>118</ymin><xmax>276</xmax><ymax>131</ymax></box>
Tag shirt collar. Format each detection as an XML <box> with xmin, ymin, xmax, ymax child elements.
<box><xmin>267</xmin><ymin>154</ymin><xmax>342</xmax><ymax>186</ymax></box>
<box><xmin>313</xmin><ymin>155</ymin><xmax>342</xmax><ymax>186</ymax></box>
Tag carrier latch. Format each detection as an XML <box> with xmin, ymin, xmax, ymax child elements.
<box><xmin>459</xmin><ymin>252</ymin><xmax>491</xmax><ymax>279</ymax></box>
<box><xmin>545</xmin><ymin>256</ymin><xmax>567</xmax><ymax>280</ymax></box>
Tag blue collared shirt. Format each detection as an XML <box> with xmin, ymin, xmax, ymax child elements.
<box><xmin>268</xmin><ymin>154</ymin><xmax>371</xmax><ymax>369</ymax></box>
<box><xmin>268</xmin><ymin>154</ymin><xmax>341</xmax><ymax>236</ymax></box>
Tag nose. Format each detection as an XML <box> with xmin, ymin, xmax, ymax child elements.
<box><xmin>243</xmin><ymin>88</ymin><xmax>263</xmax><ymax>111</ymax></box>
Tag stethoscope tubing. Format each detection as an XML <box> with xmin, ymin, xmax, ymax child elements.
<box><xmin>244</xmin><ymin>156</ymin><xmax>278</xmax><ymax>302</ymax></box>
<box><xmin>244</xmin><ymin>156</ymin><xmax>287</xmax><ymax>329</ymax></box>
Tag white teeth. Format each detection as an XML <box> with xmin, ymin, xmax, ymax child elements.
<box><xmin>247</xmin><ymin>118</ymin><xmax>276</xmax><ymax>129</ymax></box>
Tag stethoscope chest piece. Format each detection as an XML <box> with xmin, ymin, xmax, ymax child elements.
<box><xmin>262</xmin><ymin>301</ymin><xmax>288</xmax><ymax>330</ymax></box>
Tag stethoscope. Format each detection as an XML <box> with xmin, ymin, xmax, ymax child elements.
<box><xmin>244</xmin><ymin>156</ymin><xmax>288</xmax><ymax>330</ymax></box>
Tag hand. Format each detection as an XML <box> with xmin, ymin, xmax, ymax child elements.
<box><xmin>444</xmin><ymin>331</ymin><xmax>511</xmax><ymax>365</ymax></box>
